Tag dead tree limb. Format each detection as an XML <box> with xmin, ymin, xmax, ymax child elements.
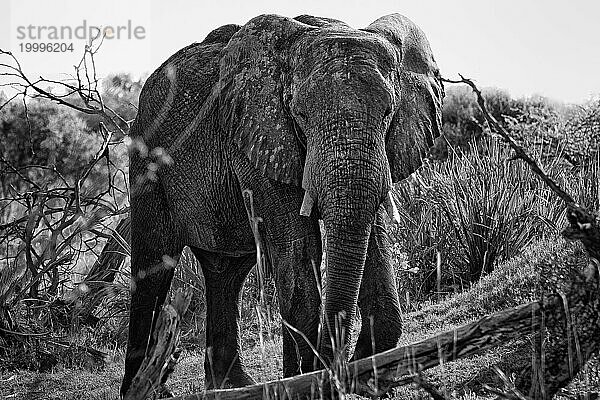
<box><xmin>441</xmin><ymin>75</ymin><xmax>576</xmax><ymax>206</ymax></box>
<box><xmin>124</xmin><ymin>288</ymin><xmax>193</xmax><ymax>400</ymax></box>
<box><xmin>162</xmin><ymin>254</ymin><xmax>599</xmax><ymax>399</ymax></box>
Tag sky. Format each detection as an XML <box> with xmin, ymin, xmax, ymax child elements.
<box><xmin>1</xmin><ymin>0</ymin><xmax>599</xmax><ymax>103</ymax></box>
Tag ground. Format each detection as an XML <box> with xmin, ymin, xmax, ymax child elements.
<box><xmin>1</xmin><ymin>238</ymin><xmax>598</xmax><ymax>399</ymax></box>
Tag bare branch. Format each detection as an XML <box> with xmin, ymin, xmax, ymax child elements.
<box><xmin>124</xmin><ymin>289</ymin><xmax>193</xmax><ymax>400</ymax></box>
<box><xmin>442</xmin><ymin>75</ymin><xmax>576</xmax><ymax>205</ymax></box>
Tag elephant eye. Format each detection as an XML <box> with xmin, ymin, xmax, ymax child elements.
<box><xmin>383</xmin><ymin>106</ymin><xmax>392</xmax><ymax>119</ymax></box>
<box><xmin>295</xmin><ymin>110</ymin><xmax>309</xmax><ymax>124</ymax></box>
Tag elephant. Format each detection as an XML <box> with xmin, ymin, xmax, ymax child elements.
<box><xmin>120</xmin><ymin>13</ymin><xmax>443</xmax><ymax>395</ymax></box>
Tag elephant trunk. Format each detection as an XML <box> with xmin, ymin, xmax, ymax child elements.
<box><xmin>303</xmin><ymin>121</ymin><xmax>390</xmax><ymax>363</ymax></box>
<box><xmin>320</xmin><ymin>213</ymin><xmax>370</xmax><ymax>361</ymax></box>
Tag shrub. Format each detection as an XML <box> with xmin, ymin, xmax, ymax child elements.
<box><xmin>433</xmin><ymin>85</ymin><xmax>513</xmax><ymax>159</ymax></box>
<box><xmin>392</xmin><ymin>137</ymin><xmax>569</xmax><ymax>303</ymax></box>
<box><xmin>394</xmin><ymin>87</ymin><xmax>600</xmax><ymax>305</ymax></box>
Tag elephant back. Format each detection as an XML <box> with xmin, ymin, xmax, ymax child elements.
<box><xmin>129</xmin><ymin>24</ymin><xmax>241</xmax><ymax>151</ymax></box>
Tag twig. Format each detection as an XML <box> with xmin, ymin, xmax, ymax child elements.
<box><xmin>0</xmin><ymin>327</ymin><xmax>50</xmax><ymax>337</ymax></box>
<box><xmin>441</xmin><ymin>75</ymin><xmax>576</xmax><ymax>205</ymax></box>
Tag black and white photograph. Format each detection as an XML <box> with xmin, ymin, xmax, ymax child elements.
<box><xmin>0</xmin><ymin>1</ymin><xmax>599</xmax><ymax>399</ymax></box>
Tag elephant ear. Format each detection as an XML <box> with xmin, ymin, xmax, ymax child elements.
<box><xmin>365</xmin><ymin>14</ymin><xmax>444</xmax><ymax>182</ymax></box>
<box><xmin>219</xmin><ymin>14</ymin><xmax>310</xmax><ymax>186</ymax></box>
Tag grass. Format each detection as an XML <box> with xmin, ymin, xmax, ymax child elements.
<box><xmin>395</xmin><ymin>236</ymin><xmax>598</xmax><ymax>399</ymax></box>
<box><xmin>0</xmin><ymin>340</ymin><xmax>282</xmax><ymax>400</ymax></box>
<box><xmin>2</xmin><ymin>236</ymin><xmax>597</xmax><ymax>399</ymax></box>
<box><xmin>391</xmin><ymin>137</ymin><xmax>599</xmax><ymax>304</ymax></box>
<box><xmin>395</xmin><ymin>238</ymin><xmax>572</xmax><ymax>398</ymax></box>
<box><xmin>0</xmin><ymin>358</ymin><xmax>123</xmax><ymax>400</ymax></box>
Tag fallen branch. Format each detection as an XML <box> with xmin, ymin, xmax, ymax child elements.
<box><xmin>124</xmin><ymin>288</ymin><xmax>193</xmax><ymax>400</ymax></box>
<box><xmin>162</xmin><ymin>253</ymin><xmax>599</xmax><ymax>399</ymax></box>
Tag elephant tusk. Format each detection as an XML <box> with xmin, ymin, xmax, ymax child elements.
<box><xmin>384</xmin><ymin>191</ymin><xmax>401</xmax><ymax>224</ymax></box>
<box><xmin>299</xmin><ymin>191</ymin><xmax>314</xmax><ymax>217</ymax></box>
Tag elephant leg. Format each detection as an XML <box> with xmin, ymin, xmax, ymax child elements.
<box><xmin>273</xmin><ymin>231</ymin><xmax>323</xmax><ymax>376</ymax></box>
<box><xmin>231</xmin><ymin>159</ymin><xmax>322</xmax><ymax>376</ymax></box>
<box><xmin>190</xmin><ymin>248</ymin><xmax>256</xmax><ymax>389</ymax></box>
<box><xmin>121</xmin><ymin>190</ymin><xmax>182</xmax><ymax>396</ymax></box>
<box><xmin>352</xmin><ymin>207</ymin><xmax>402</xmax><ymax>360</ymax></box>
<box><xmin>246</xmin><ymin>197</ymin><xmax>322</xmax><ymax>377</ymax></box>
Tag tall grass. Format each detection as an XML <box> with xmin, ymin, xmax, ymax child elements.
<box><xmin>391</xmin><ymin>137</ymin><xmax>599</xmax><ymax>304</ymax></box>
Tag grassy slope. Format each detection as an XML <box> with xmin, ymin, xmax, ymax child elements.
<box><xmin>395</xmin><ymin>237</ymin><xmax>597</xmax><ymax>399</ymax></box>
<box><xmin>394</xmin><ymin>238</ymin><xmax>557</xmax><ymax>399</ymax></box>
<box><xmin>1</xmin><ymin>238</ymin><xmax>595</xmax><ymax>399</ymax></box>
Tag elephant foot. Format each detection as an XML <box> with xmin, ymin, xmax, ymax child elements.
<box><xmin>205</xmin><ymin>366</ymin><xmax>256</xmax><ymax>390</ymax></box>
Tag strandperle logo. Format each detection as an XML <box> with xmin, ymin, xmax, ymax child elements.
<box><xmin>16</xmin><ymin>20</ymin><xmax>146</xmax><ymax>40</ymax></box>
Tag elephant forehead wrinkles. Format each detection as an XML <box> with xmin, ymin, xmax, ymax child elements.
<box><xmin>293</xmin><ymin>66</ymin><xmax>394</xmax><ymax>116</ymax></box>
<box><xmin>292</xmin><ymin>31</ymin><xmax>397</xmax><ymax>77</ymax></box>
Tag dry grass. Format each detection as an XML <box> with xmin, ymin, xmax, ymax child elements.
<box><xmin>392</xmin><ymin>138</ymin><xmax>599</xmax><ymax>304</ymax></box>
<box><xmin>3</xmin><ymin>237</ymin><xmax>597</xmax><ymax>399</ymax></box>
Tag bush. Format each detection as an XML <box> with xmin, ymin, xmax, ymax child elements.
<box><xmin>434</xmin><ymin>86</ymin><xmax>576</xmax><ymax>161</ymax></box>
<box><xmin>433</xmin><ymin>85</ymin><xmax>513</xmax><ymax>159</ymax></box>
<box><xmin>392</xmin><ymin>137</ymin><xmax>571</xmax><ymax>303</ymax></box>
<box><xmin>395</xmin><ymin>85</ymin><xmax>600</xmax><ymax>305</ymax></box>
<box><xmin>0</xmin><ymin>95</ymin><xmax>130</xmax><ymax>365</ymax></box>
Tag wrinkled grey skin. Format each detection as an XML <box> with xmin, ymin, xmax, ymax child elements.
<box><xmin>121</xmin><ymin>13</ymin><xmax>443</xmax><ymax>395</ymax></box>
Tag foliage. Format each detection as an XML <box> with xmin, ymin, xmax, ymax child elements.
<box><xmin>0</xmin><ymin>99</ymin><xmax>102</xmax><ymax>191</ymax></box>
<box><xmin>392</xmin><ymin>85</ymin><xmax>600</xmax><ymax>305</ymax></box>
<box><xmin>512</xmin><ymin>98</ymin><xmax>600</xmax><ymax>168</ymax></box>
<box><xmin>432</xmin><ymin>85</ymin><xmax>513</xmax><ymax>159</ymax></box>
<box><xmin>0</xmin><ymin>100</ymin><xmax>128</xmax><ymax>294</ymax></box>
<box><xmin>391</xmin><ymin>134</ymin><xmax>600</xmax><ymax>304</ymax></box>
<box><xmin>76</xmin><ymin>73</ymin><xmax>145</xmax><ymax>133</ymax></box>
<box><xmin>433</xmin><ymin>85</ymin><xmax>578</xmax><ymax>161</ymax></box>
<box><xmin>0</xmin><ymin>46</ymin><xmax>135</xmax><ymax>367</ymax></box>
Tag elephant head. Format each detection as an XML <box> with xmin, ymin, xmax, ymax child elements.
<box><xmin>219</xmin><ymin>13</ymin><xmax>443</xmax><ymax>359</ymax></box>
